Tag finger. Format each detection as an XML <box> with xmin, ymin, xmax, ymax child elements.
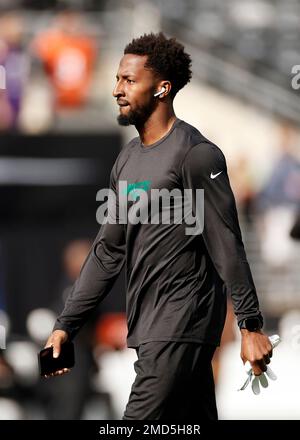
<box><xmin>47</xmin><ymin>370</ymin><xmax>61</xmax><ymax>377</ymax></box>
<box><xmin>52</xmin><ymin>342</ymin><xmax>61</xmax><ymax>359</ymax></box>
<box><xmin>257</xmin><ymin>359</ymin><xmax>267</xmax><ymax>375</ymax></box>
<box><xmin>264</xmin><ymin>353</ymin><xmax>271</xmax><ymax>365</ymax></box>
<box><xmin>258</xmin><ymin>373</ymin><xmax>269</xmax><ymax>388</ymax></box>
<box><xmin>269</xmin><ymin>348</ymin><xmax>273</xmax><ymax>358</ymax></box>
<box><xmin>251</xmin><ymin>360</ymin><xmax>266</xmax><ymax>376</ymax></box>
<box><xmin>44</xmin><ymin>369</ymin><xmax>66</xmax><ymax>378</ymax></box>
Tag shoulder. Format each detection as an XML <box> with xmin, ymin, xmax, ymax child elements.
<box><xmin>174</xmin><ymin>119</ymin><xmax>225</xmax><ymax>164</ymax></box>
<box><xmin>174</xmin><ymin>119</ymin><xmax>209</xmax><ymax>150</ymax></box>
<box><xmin>182</xmin><ymin>141</ymin><xmax>227</xmax><ymax>173</ymax></box>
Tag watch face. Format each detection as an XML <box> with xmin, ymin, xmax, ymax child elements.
<box><xmin>245</xmin><ymin>317</ymin><xmax>260</xmax><ymax>331</ymax></box>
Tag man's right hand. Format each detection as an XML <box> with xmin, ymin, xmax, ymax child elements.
<box><xmin>44</xmin><ymin>329</ymin><xmax>70</xmax><ymax>378</ymax></box>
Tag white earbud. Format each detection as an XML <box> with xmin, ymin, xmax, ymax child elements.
<box><xmin>154</xmin><ymin>86</ymin><xmax>166</xmax><ymax>97</ymax></box>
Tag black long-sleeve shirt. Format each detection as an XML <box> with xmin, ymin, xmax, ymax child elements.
<box><xmin>54</xmin><ymin>118</ymin><xmax>262</xmax><ymax>347</ymax></box>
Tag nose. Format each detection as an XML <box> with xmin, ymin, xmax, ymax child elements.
<box><xmin>112</xmin><ymin>81</ymin><xmax>124</xmax><ymax>98</ymax></box>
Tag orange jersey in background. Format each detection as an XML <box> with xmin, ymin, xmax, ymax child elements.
<box><xmin>34</xmin><ymin>30</ymin><xmax>96</xmax><ymax>107</ymax></box>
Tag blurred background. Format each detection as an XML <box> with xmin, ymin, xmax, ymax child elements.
<box><xmin>0</xmin><ymin>0</ymin><xmax>300</xmax><ymax>420</ymax></box>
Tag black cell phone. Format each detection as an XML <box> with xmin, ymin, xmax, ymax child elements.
<box><xmin>38</xmin><ymin>341</ymin><xmax>75</xmax><ymax>376</ymax></box>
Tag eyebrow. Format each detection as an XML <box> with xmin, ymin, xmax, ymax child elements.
<box><xmin>116</xmin><ymin>73</ymin><xmax>136</xmax><ymax>79</ymax></box>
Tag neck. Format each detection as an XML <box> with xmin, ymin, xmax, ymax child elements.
<box><xmin>137</xmin><ymin>106</ymin><xmax>177</xmax><ymax>146</ymax></box>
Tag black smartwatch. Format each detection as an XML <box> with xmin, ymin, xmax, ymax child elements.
<box><xmin>239</xmin><ymin>316</ymin><xmax>263</xmax><ymax>332</ymax></box>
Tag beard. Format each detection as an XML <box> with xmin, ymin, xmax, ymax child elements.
<box><xmin>117</xmin><ymin>98</ymin><xmax>158</xmax><ymax>127</ymax></box>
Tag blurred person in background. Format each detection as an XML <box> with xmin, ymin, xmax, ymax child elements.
<box><xmin>45</xmin><ymin>32</ymin><xmax>272</xmax><ymax>420</ymax></box>
<box><xmin>0</xmin><ymin>249</ymin><xmax>24</xmax><ymax>420</ymax></box>
<box><xmin>41</xmin><ymin>239</ymin><xmax>97</xmax><ymax>420</ymax></box>
<box><xmin>0</xmin><ymin>11</ymin><xmax>29</xmax><ymax>131</ymax></box>
<box><xmin>256</xmin><ymin>119</ymin><xmax>300</xmax><ymax>269</ymax></box>
<box><xmin>93</xmin><ymin>312</ymin><xmax>134</xmax><ymax>419</ymax></box>
<box><xmin>32</xmin><ymin>7</ymin><xmax>96</xmax><ymax>110</ymax></box>
<box><xmin>257</xmin><ymin>120</ymin><xmax>300</xmax><ymax>212</ymax></box>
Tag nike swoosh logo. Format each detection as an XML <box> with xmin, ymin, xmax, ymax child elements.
<box><xmin>210</xmin><ymin>171</ymin><xmax>223</xmax><ymax>179</ymax></box>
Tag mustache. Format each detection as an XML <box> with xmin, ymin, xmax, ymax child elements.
<box><xmin>117</xmin><ymin>100</ymin><xmax>130</xmax><ymax>106</ymax></box>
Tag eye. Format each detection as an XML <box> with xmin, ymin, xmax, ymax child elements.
<box><xmin>127</xmin><ymin>79</ymin><xmax>135</xmax><ymax>84</ymax></box>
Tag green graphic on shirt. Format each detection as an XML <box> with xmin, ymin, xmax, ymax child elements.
<box><xmin>122</xmin><ymin>180</ymin><xmax>152</xmax><ymax>201</ymax></box>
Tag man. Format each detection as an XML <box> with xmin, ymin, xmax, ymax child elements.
<box><xmin>45</xmin><ymin>32</ymin><xmax>272</xmax><ymax>420</ymax></box>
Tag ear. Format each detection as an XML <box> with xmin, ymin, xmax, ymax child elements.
<box><xmin>158</xmin><ymin>81</ymin><xmax>172</xmax><ymax>98</ymax></box>
<box><xmin>154</xmin><ymin>81</ymin><xmax>172</xmax><ymax>99</ymax></box>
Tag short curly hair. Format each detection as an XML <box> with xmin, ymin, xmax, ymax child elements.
<box><xmin>124</xmin><ymin>32</ymin><xmax>192</xmax><ymax>98</ymax></box>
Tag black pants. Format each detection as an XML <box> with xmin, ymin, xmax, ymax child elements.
<box><xmin>123</xmin><ymin>341</ymin><xmax>217</xmax><ymax>420</ymax></box>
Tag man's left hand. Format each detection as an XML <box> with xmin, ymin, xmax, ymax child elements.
<box><xmin>240</xmin><ymin>329</ymin><xmax>273</xmax><ymax>376</ymax></box>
